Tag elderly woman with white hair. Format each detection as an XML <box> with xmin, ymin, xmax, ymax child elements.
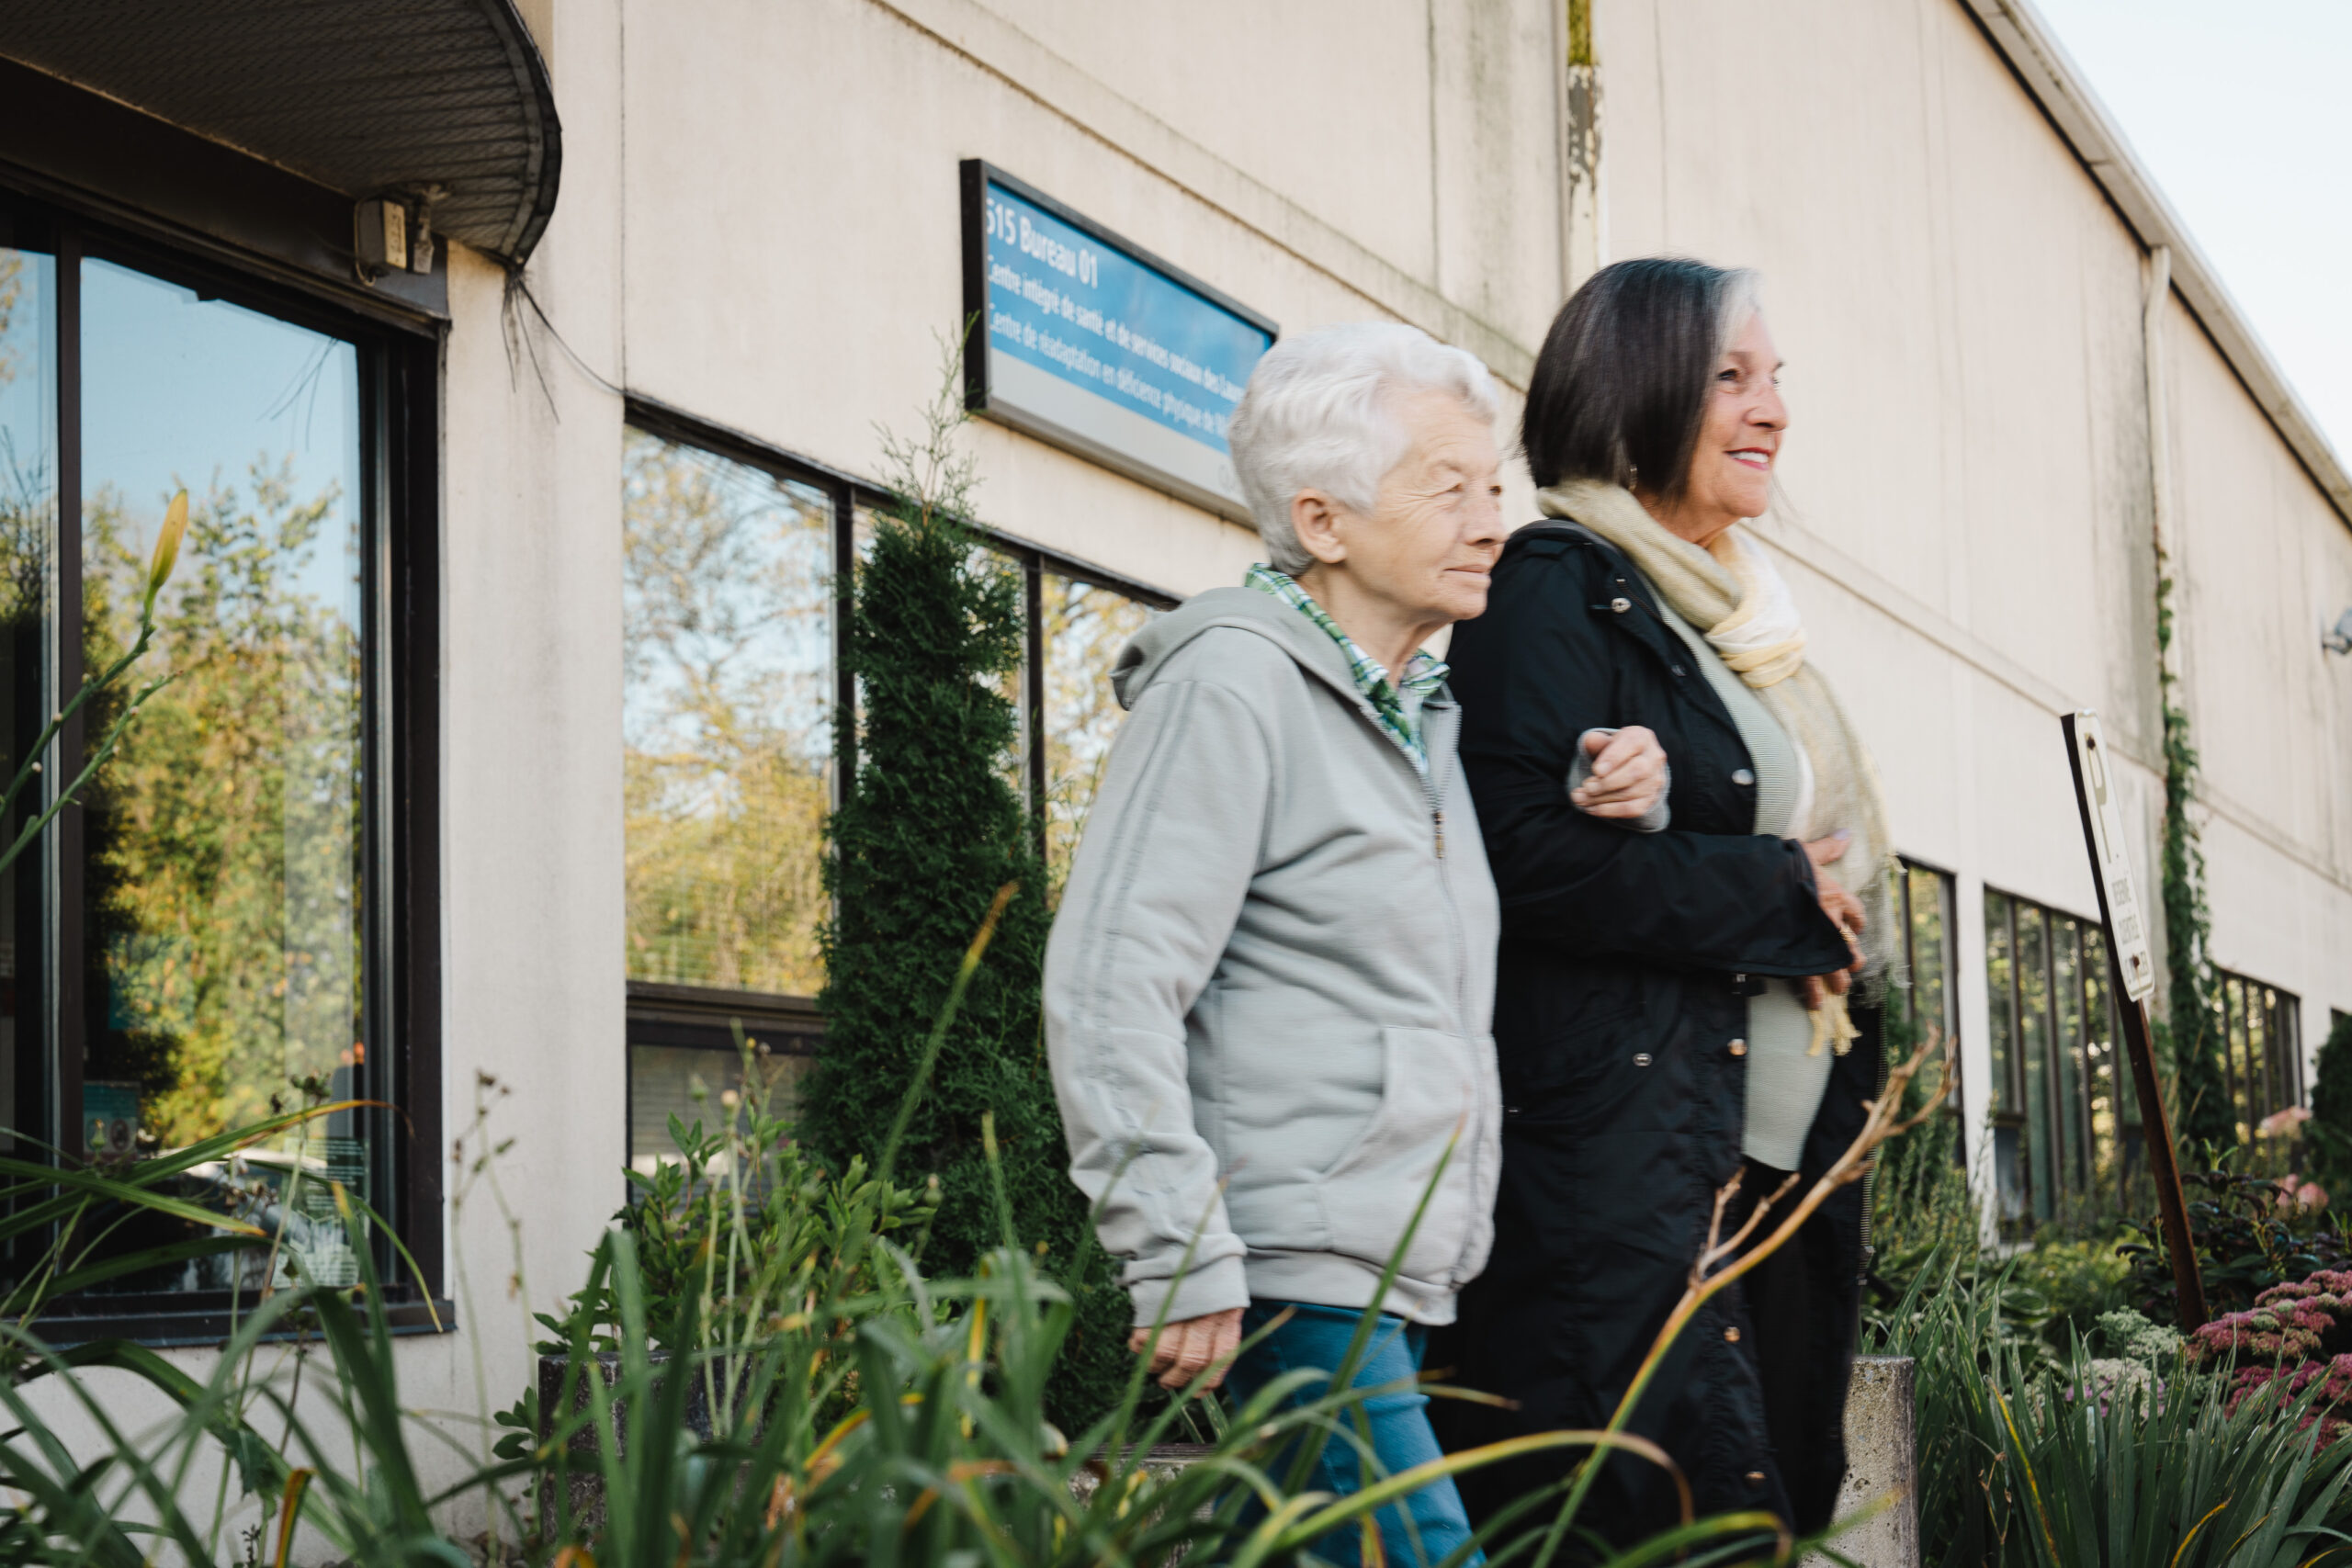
<box><xmin>1044</xmin><ymin>321</ymin><xmax>1667</xmax><ymax>1565</ymax></box>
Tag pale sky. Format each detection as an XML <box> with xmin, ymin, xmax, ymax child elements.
<box><xmin>2030</xmin><ymin>0</ymin><xmax>2352</xmax><ymax>466</ymax></box>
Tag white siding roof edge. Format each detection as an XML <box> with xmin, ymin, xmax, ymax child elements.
<box><xmin>1963</xmin><ymin>0</ymin><xmax>2352</xmax><ymax>529</ymax></box>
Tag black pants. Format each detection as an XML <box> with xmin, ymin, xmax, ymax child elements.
<box><xmin>1729</xmin><ymin>1156</ymin><xmax>1861</xmax><ymax>1536</ymax></box>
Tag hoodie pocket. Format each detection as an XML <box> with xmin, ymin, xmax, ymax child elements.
<box><xmin>1317</xmin><ymin>1026</ymin><xmax>1481</xmax><ymax>1283</ymax></box>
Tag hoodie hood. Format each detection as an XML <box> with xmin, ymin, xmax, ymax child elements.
<box><xmin>1112</xmin><ymin>585</ymin><xmax>1368</xmax><ymax>711</ymax></box>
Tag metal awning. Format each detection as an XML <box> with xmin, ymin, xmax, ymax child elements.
<box><xmin>0</xmin><ymin>0</ymin><xmax>560</xmax><ymax>267</ymax></box>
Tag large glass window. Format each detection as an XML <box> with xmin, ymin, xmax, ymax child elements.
<box><xmin>1985</xmin><ymin>889</ymin><xmax>2023</xmax><ymax>1223</ymax></box>
<box><xmin>622</xmin><ymin>431</ymin><xmax>833</xmax><ymax>996</ymax></box>
<box><xmin>0</xmin><ymin>194</ymin><xmax>427</xmax><ymax>1324</ymax></box>
<box><xmin>0</xmin><ymin>220</ymin><xmax>54</xmax><ymax>1165</ymax></box>
<box><xmin>2215</xmin><ymin>970</ymin><xmax>2301</xmax><ymax>1146</ymax></box>
<box><xmin>1894</xmin><ymin>861</ymin><xmax>1960</xmax><ymax>1165</ymax></box>
<box><xmin>80</xmin><ymin>259</ymin><xmax>366</xmax><ymax>1168</ymax></box>
<box><xmin>1984</xmin><ymin>886</ymin><xmax>2131</xmax><ymax>1231</ymax></box>
<box><xmin>618</xmin><ymin>415</ymin><xmax>1171</xmax><ymax>1174</ymax></box>
<box><xmin>1042</xmin><ymin>572</ymin><xmax>1159</xmax><ymax>884</ymax></box>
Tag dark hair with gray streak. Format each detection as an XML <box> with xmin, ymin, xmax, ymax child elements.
<box><xmin>1521</xmin><ymin>256</ymin><xmax>1759</xmax><ymax>502</ymax></box>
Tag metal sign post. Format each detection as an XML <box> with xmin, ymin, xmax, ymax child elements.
<box><xmin>2062</xmin><ymin>711</ymin><xmax>2206</xmax><ymax>1330</ymax></box>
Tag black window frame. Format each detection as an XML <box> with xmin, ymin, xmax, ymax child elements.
<box><xmin>2212</xmin><ymin>967</ymin><xmax>2303</xmax><ymax>1145</ymax></box>
<box><xmin>1894</xmin><ymin>857</ymin><xmax>1963</xmax><ymax>1165</ymax></box>
<box><xmin>0</xmin><ymin>180</ymin><xmax>446</xmax><ymax>1344</ymax></box>
<box><xmin>1982</xmin><ymin>884</ymin><xmax>2133</xmax><ymax>1232</ymax></box>
<box><xmin>617</xmin><ymin>397</ymin><xmax>1178</xmax><ymax>1159</ymax></box>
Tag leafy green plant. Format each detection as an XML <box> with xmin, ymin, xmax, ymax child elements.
<box><xmin>1872</xmin><ymin>1258</ymin><xmax>2352</xmax><ymax>1566</ymax></box>
<box><xmin>2121</xmin><ymin>1166</ymin><xmax>2352</xmax><ymax>1321</ymax></box>
<box><xmin>533</xmin><ymin>1039</ymin><xmax>935</xmax><ymax>1361</ymax></box>
<box><xmin>1866</xmin><ymin>1089</ymin><xmax>1979</xmax><ymax>1303</ymax></box>
<box><xmin>1863</xmin><ymin>1027</ymin><xmax>2137</xmax><ymax>1367</ymax></box>
<box><xmin>2001</xmin><ymin>1240</ymin><xmax>2135</xmax><ymax>1353</ymax></box>
<box><xmin>1868</xmin><ymin>1005</ymin><xmax>1962</xmax><ymax>1247</ymax></box>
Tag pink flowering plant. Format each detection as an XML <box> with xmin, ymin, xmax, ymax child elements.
<box><xmin>2188</xmin><ymin>1268</ymin><xmax>2352</xmax><ymax>1449</ymax></box>
<box><xmin>2226</xmin><ymin>1356</ymin><xmax>2352</xmax><ymax>1450</ymax></box>
<box><xmin>2189</xmin><ymin>1269</ymin><xmax>2352</xmax><ymax>1363</ymax></box>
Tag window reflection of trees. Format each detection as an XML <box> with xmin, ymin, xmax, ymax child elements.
<box><xmin>0</xmin><ymin>245</ymin><xmax>48</xmax><ymax>640</ymax></box>
<box><xmin>83</xmin><ymin>460</ymin><xmax>362</xmax><ymax>1147</ymax></box>
<box><xmin>0</xmin><ymin>250</ymin><xmax>24</xmax><ymax>385</ymax></box>
<box><xmin>1042</xmin><ymin>575</ymin><xmax>1155</xmax><ymax>892</ymax></box>
<box><xmin>623</xmin><ymin>430</ymin><xmax>833</xmax><ymax>996</ymax></box>
<box><xmin>0</xmin><ymin>244</ymin><xmax>46</xmax><ymax>1159</ymax></box>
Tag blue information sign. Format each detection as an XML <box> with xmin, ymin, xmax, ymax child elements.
<box><xmin>963</xmin><ymin>162</ymin><xmax>1277</xmax><ymax>520</ymax></box>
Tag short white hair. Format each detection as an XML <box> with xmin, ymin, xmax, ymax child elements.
<box><xmin>1227</xmin><ymin>323</ymin><xmax>1500</xmax><ymax>572</ymax></box>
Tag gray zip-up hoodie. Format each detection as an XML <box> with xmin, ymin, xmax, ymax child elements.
<box><xmin>1043</xmin><ymin>587</ymin><xmax>1502</xmax><ymax>1327</ymax></box>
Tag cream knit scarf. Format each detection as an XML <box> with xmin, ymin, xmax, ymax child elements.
<box><xmin>1539</xmin><ymin>479</ymin><xmax>1898</xmax><ymax>1051</ymax></box>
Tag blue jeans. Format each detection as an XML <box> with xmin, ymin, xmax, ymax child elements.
<box><xmin>1222</xmin><ymin>1302</ymin><xmax>1484</xmax><ymax>1568</ymax></box>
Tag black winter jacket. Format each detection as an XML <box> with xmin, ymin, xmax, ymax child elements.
<box><xmin>1428</xmin><ymin>522</ymin><xmax>1880</xmax><ymax>1545</ymax></box>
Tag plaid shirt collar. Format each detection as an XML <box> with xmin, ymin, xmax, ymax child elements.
<box><xmin>1245</xmin><ymin>563</ymin><xmax>1448</xmax><ymax>774</ymax></box>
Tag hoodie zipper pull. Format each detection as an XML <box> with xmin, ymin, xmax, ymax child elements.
<box><xmin>1433</xmin><ymin>807</ymin><xmax>1445</xmax><ymax>858</ymax></box>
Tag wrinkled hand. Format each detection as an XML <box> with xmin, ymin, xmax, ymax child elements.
<box><xmin>1570</xmin><ymin>727</ymin><xmax>1668</xmax><ymax>819</ymax></box>
<box><xmin>1129</xmin><ymin>1306</ymin><xmax>1244</xmax><ymax>1390</ymax></box>
<box><xmin>1800</xmin><ymin>830</ymin><xmax>1866</xmax><ymax>1010</ymax></box>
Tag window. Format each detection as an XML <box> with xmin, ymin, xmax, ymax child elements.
<box><xmin>1042</xmin><ymin>573</ymin><xmax>1159</xmax><ymax>882</ymax></box>
<box><xmin>0</xmin><ymin>195</ymin><xmax>436</xmax><ymax>1328</ymax></box>
<box><xmin>2213</xmin><ymin>970</ymin><xmax>2301</xmax><ymax>1145</ymax></box>
<box><xmin>622</xmin><ymin>431</ymin><xmax>833</xmax><ymax>997</ymax></box>
<box><xmin>618</xmin><ymin>407</ymin><xmax>1170</xmax><ymax>1174</ymax></box>
<box><xmin>1983</xmin><ymin>887</ymin><xmax>2133</xmax><ymax>1231</ymax></box>
<box><xmin>1894</xmin><ymin>861</ymin><xmax>1962</xmax><ymax>1163</ymax></box>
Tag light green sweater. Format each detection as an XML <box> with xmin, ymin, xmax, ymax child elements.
<box><xmin>1651</xmin><ymin>601</ymin><xmax>1830</xmax><ymax>1172</ymax></box>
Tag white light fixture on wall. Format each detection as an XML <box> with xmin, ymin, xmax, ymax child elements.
<box><xmin>2324</xmin><ymin>608</ymin><xmax>2352</xmax><ymax>656</ymax></box>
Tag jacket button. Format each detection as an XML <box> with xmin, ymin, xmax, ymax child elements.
<box><xmin>1728</xmin><ymin>1038</ymin><xmax>1747</xmax><ymax>1057</ymax></box>
<box><xmin>1746</xmin><ymin>1471</ymin><xmax>1767</xmax><ymax>1486</ymax></box>
<box><xmin>1731</xmin><ymin>768</ymin><xmax>1756</xmax><ymax>786</ymax></box>
<box><xmin>1610</xmin><ymin>596</ymin><xmax>1631</xmax><ymax>614</ymax></box>
<box><xmin>1724</xmin><ymin>1325</ymin><xmax>1741</xmax><ymax>1343</ymax></box>
<box><xmin>1632</xmin><ymin>1052</ymin><xmax>1653</xmax><ymax>1067</ymax></box>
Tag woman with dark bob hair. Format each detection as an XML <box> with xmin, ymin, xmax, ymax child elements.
<box><xmin>1430</xmin><ymin>257</ymin><xmax>1894</xmax><ymax>1546</ymax></box>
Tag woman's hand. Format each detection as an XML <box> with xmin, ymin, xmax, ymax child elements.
<box><xmin>1128</xmin><ymin>1306</ymin><xmax>1245</xmax><ymax>1390</ymax></box>
<box><xmin>1569</xmin><ymin>727</ymin><xmax>1668</xmax><ymax>819</ymax></box>
<box><xmin>1800</xmin><ymin>830</ymin><xmax>1866</xmax><ymax>1010</ymax></box>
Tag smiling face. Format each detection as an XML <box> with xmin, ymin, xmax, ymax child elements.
<box><xmin>1654</xmin><ymin>310</ymin><xmax>1787</xmax><ymax>546</ymax></box>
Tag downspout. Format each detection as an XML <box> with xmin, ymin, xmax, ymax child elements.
<box><xmin>2145</xmin><ymin>244</ymin><xmax>2177</xmax><ymax>682</ymax></box>
<box><xmin>1562</xmin><ymin>0</ymin><xmax>1600</xmax><ymax>289</ymax></box>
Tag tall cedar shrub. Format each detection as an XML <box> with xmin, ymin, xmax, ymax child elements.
<box><xmin>808</xmin><ymin>348</ymin><xmax>1131</xmax><ymax>1430</ymax></box>
<box><xmin>2306</xmin><ymin>1012</ymin><xmax>2352</xmax><ymax>1194</ymax></box>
